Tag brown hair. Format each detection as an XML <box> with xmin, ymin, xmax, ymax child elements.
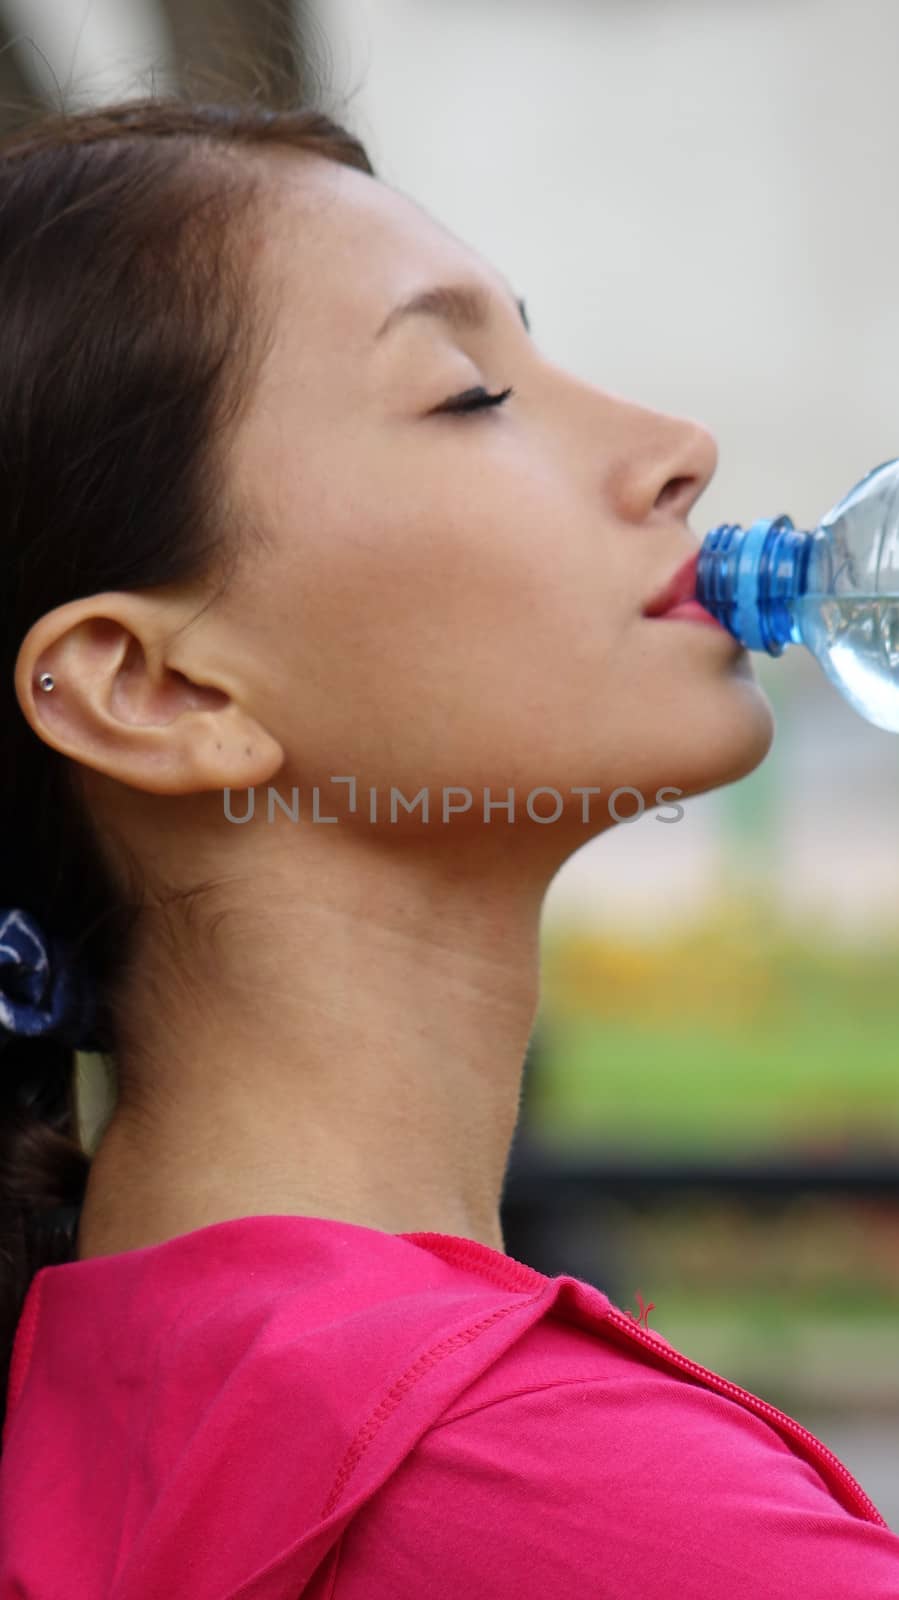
<box><xmin>0</xmin><ymin>95</ymin><xmax>375</xmax><ymax>1437</ymax></box>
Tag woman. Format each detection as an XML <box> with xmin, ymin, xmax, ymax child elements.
<box><xmin>0</xmin><ymin>95</ymin><xmax>896</xmax><ymax>1598</ymax></box>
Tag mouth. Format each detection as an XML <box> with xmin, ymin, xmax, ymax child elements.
<box><xmin>642</xmin><ymin>549</ymin><xmax>724</xmax><ymax>628</ymax></box>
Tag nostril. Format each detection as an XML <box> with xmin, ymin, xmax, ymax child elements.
<box><xmin>655</xmin><ymin>476</ymin><xmax>694</xmax><ymax>512</ymax></box>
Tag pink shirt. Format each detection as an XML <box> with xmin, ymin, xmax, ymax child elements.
<box><xmin>2</xmin><ymin>1213</ymin><xmax>898</xmax><ymax>1598</ymax></box>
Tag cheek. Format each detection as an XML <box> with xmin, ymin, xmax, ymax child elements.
<box><xmin>248</xmin><ymin>448</ymin><xmax>637</xmax><ymax>784</ymax></box>
<box><xmin>277</xmin><ymin>592</ymin><xmax>636</xmax><ymax>795</ymax></box>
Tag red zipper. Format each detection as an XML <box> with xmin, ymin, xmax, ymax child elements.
<box><xmin>603</xmin><ymin>1305</ymin><xmax>888</xmax><ymax>1527</ymax></box>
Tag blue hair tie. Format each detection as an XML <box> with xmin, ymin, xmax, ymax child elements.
<box><xmin>0</xmin><ymin>908</ymin><xmax>102</xmax><ymax>1052</ymax></box>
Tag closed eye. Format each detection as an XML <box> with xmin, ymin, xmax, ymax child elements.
<box><xmin>435</xmin><ymin>385</ymin><xmax>514</xmax><ymax>415</ymax></box>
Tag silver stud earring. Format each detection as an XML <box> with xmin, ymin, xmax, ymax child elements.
<box><xmin>38</xmin><ymin>673</ymin><xmax>55</xmax><ymax>692</ymax></box>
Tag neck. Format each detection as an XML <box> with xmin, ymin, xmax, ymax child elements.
<box><xmin>78</xmin><ymin>818</ymin><xmax>556</xmax><ymax>1260</ymax></box>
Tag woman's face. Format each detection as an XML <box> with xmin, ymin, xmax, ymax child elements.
<box><xmin>220</xmin><ymin>150</ymin><xmax>774</xmax><ymax>836</ymax></box>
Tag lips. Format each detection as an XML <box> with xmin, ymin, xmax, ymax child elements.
<box><xmin>642</xmin><ymin>549</ymin><xmax>700</xmax><ymax>618</ymax></box>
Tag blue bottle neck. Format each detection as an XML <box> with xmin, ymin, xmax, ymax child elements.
<box><xmin>696</xmin><ymin>517</ymin><xmax>811</xmax><ymax>655</ymax></box>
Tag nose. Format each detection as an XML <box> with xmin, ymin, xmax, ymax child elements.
<box><xmin>605</xmin><ymin>399</ymin><xmax>719</xmax><ymax>526</ymax></box>
<box><xmin>652</xmin><ymin>417</ymin><xmax>719</xmax><ymax>521</ymax></box>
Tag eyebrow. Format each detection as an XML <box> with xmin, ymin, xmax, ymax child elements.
<box><xmin>375</xmin><ymin>282</ymin><xmax>531</xmax><ymax>342</ymax></box>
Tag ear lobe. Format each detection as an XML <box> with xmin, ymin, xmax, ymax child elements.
<box><xmin>115</xmin><ymin>700</ymin><xmax>286</xmax><ymax>796</ymax></box>
<box><xmin>28</xmin><ymin>674</ymin><xmax>285</xmax><ymax>797</ymax></box>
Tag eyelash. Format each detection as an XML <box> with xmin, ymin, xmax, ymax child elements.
<box><xmin>437</xmin><ymin>385</ymin><xmax>515</xmax><ymax>415</ymax></box>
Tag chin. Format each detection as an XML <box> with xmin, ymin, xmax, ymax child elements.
<box><xmin>671</xmin><ymin>679</ymin><xmax>777</xmax><ymax>802</ymax></box>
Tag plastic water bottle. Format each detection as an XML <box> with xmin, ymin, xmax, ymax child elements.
<box><xmin>695</xmin><ymin>457</ymin><xmax>899</xmax><ymax>733</ymax></box>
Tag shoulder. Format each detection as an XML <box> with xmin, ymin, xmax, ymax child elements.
<box><xmin>331</xmin><ymin>1323</ymin><xmax>899</xmax><ymax>1599</ymax></box>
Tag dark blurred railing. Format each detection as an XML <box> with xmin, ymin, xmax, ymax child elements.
<box><xmin>500</xmin><ymin>1034</ymin><xmax>899</xmax><ymax>1287</ymax></box>
<box><xmin>502</xmin><ymin>1132</ymin><xmax>899</xmax><ymax>1283</ymax></box>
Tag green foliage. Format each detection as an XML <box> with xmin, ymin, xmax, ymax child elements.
<box><xmin>536</xmin><ymin>894</ymin><xmax>899</xmax><ymax>1152</ymax></box>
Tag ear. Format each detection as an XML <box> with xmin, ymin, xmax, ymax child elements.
<box><xmin>14</xmin><ymin>591</ymin><xmax>285</xmax><ymax>795</ymax></box>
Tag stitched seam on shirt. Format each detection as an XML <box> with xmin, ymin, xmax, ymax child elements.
<box><xmin>320</xmin><ymin>1291</ymin><xmax>546</xmax><ymax>1520</ymax></box>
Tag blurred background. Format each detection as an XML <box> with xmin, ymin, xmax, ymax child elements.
<box><xmin>5</xmin><ymin>0</ymin><xmax>897</xmax><ymax>1527</ymax></box>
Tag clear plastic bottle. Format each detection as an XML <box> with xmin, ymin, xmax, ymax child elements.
<box><xmin>695</xmin><ymin>457</ymin><xmax>899</xmax><ymax>732</ymax></box>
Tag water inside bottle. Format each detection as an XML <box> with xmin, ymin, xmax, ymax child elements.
<box><xmin>794</xmin><ymin>593</ymin><xmax>899</xmax><ymax>732</ymax></box>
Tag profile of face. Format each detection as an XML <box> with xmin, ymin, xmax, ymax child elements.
<box><xmin>207</xmin><ymin>150</ymin><xmax>774</xmax><ymax>846</ymax></box>
<box><xmin>20</xmin><ymin>148</ymin><xmax>775</xmax><ymax>872</ymax></box>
